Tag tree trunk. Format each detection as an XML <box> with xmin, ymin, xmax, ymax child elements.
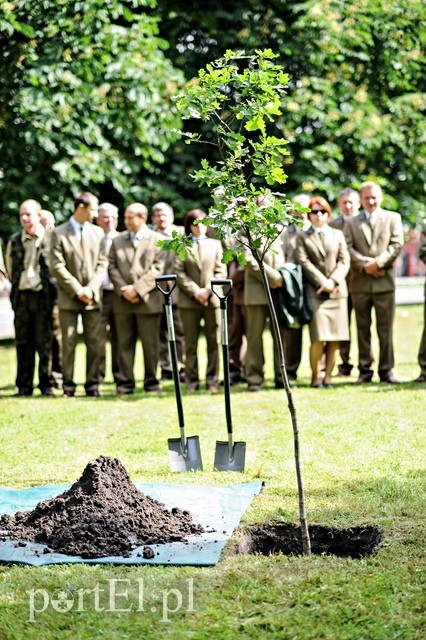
<box><xmin>259</xmin><ymin>261</ymin><xmax>311</xmax><ymax>555</ymax></box>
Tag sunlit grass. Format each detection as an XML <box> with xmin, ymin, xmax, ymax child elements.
<box><xmin>0</xmin><ymin>305</ymin><xmax>424</xmax><ymax>639</ymax></box>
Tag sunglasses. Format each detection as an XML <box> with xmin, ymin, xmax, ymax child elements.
<box><xmin>310</xmin><ymin>209</ymin><xmax>328</xmax><ymax>215</ymax></box>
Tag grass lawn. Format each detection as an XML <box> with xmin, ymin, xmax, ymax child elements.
<box><xmin>0</xmin><ymin>304</ymin><xmax>425</xmax><ymax>639</ymax></box>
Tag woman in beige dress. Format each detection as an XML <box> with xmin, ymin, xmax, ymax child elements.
<box><xmin>295</xmin><ymin>196</ymin><xmax>350</xmax><ymax>388</ymax></box>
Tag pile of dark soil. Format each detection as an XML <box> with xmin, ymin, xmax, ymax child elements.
<box><xmin>0</xmin><ymin>456</ymin><xmax>204</xmax><ymax>558</ymax></box>
<box><xmin>236</xmin><ymin>523</ymin><xmax>383</xmax><ymax>558</ymax></box>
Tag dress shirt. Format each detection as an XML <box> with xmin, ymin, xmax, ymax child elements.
<box><xmin>18</xmin><ymin>225</ymin><xmax>45</xmax><ymax>291</ymax></box>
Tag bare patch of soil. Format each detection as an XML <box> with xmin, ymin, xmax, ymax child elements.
<box><xmin>236</xmin><ymin>523</ymin><xmax>383</xmax><ymax>558</ymax></box>
<box><xmin>0</xmin><ymin>456</ymin><xmax>204</xmax><ymax>558</ymax></box>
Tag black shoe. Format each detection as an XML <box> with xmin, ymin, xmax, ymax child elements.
<box><xmin>379</xmin><ymin>372</ymin><xmax>399</xmax><ymax>384</ymax></box>
<box><xmin>14</xmin><ymin>390</ymin><xmax>33</xmax><ymax>397</ymax></box>
<box><xmin>41</xmin><ymin>388</ymin><xmax>54</xmax><ymax>397</ymax></box>
<box><xmin>274</xmin><ymin>378</ymin><xmax>284</xmax><ymax>389</ymax></box>
<box><xmin>161</xmin><ymin>369</ymin><xmax>173</xmax><ymax>380</ymax></box>
<box><xmin>145</xmin><ymin>385</ymin><xmax>162</xmax><ymax>394</ymax></box>
<box><xmin>338</xmin><ymin>365</ymin><xmax>353</xmax><ymax>377</ymax></box>
<box><xmin>230</xmin><ymin>373</ymin><xmax>246</xmax><ymax>384</ymax></box>
<box><xmin>63</xmin><ymin>390</ymin><xmax>75</xmax><ymax>398</ymax></box>
<box><xmin>355</xmin><ymin>373</ymin><xmax>373</xmax><ymax>385</ymax></box>
<box><xmin>414</xmin><ymin>372</ymin><xmax>426</xmax><ymax>383</ymax></box>
<box><xmin>86</xmin><ymin>389</ymin><xmax>100</xmax><ymax>397</ymax></box>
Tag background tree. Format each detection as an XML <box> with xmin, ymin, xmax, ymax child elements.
<box><xmin>0</xmin><ymin>0</ymin><xmax>184</xmax><ymax>240</ymax></box>
<box><xmin>155</xmin><ymin>0</ymin><xmax>425</xmax><ymax>225</ymax></box>
<box><xmin>1</xmin><ymin>0</ymin><xmax>423</xmax><ymax>242</ymax></box>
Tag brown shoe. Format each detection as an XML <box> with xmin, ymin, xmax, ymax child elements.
<box><xmin>208</xmin><ymin>385</ymin><xmax>218</xmax><ymax>394</ymax></box>
<box><xmin>186</xmin><ymin>383</ymin><xmax>199</xmax><ymax>393</ymax></box>
<box><xmin>116</xmin><ymin>390</ymin><xmax>133</xmax><ymax>398</ymax></box>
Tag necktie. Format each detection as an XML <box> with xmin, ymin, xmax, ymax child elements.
<box><xmin>131</xmin><ymin>233</ymin><xmax>139</xmax><ymax>249</ymax></box>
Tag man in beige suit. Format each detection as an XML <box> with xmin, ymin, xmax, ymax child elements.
<box><xmin>414</xmin><ymin>221</ymin><xmax>426</xmax><ymax>382</ymax></box>
<box><xmin>50</xmin><ymin>192</ymin><xmax>108</xmax><ymax>397</ymax></box>
<box><xmin>175</xmin><ymin>209</ymin><xmax>227</xmax><ymax>393</ymax></box>
<box><xmin>344</xmin><ymin>181</ymin><xmax>404</xmax><ymax>384</ymax></box>
<box><xmin>329</xmin><ymin>187</ymin><xmax>360</xmax><ymax>376</ymax></box>
<box><xmin>95</xmin><ymin>202</ymin><xmax>120</xmax><ymax>385</ymax></box>
<box><xmin>150</xmin><ymin>201</ymin><xmax>185</xmax><ymax>380</ymax></box>
<box><xmin>108</xmin><ymin>202</ymin><xmax>165</xmax><ymax>396</ymax></box>
<box><xmin>244</xmin><ymin>236</ymin><xmax>286</xmax><ymax>392</ymax></box>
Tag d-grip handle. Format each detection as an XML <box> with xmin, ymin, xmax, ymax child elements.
<box><xmin>211</xmin><ymin>279</ymin><xmax>233</xmax><ymax>306</ymax></box>
<box><xmin>156</xmin><ymin>274</ymin><xmax>177</xmax><ymax>301</ymax></box>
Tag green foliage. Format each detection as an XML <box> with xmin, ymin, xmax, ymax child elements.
<box><xmin>0</xmin><ymin>0</ymin><xmax>184</xmax><ymax>237</ymax></box>
<box><xmin>157</xmin><ymin>0</ymin><xmax>426</xmax><ymax>225</ymax></box>
<box><xmin>1</xmin><ymin>0</ymin><xmax>424</xmax><ymax>244</ymax></box>
<box><xmin>158</xmin><ymin>229</ymin><xmax>195</xmax><ymax>261</ymax></box>
<box><xmin>166</xmin><ymin>49</ymin><xmax>299</xmax><ymax>264</ymax></box>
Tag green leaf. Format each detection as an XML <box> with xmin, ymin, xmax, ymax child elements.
<box><xmin>245</xmin><ymin>114</ymin><xmax>265</xmax><ymax>132</ymax></box>
<box><xmin>15</xmin><ymin>21</ymin><xmax>35</xmax><ymax>38</ymax></box>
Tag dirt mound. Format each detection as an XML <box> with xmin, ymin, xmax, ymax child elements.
<box><xmin>0</xmin><ymin>456</ymin><xmax>204</xmax><ymax>558</ymax></box>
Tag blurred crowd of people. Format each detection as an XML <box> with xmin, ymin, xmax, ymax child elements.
<box><xmin>0</xmin><ymin>180</ymin><xmax>425</xmax><ymax>397</ymax></box>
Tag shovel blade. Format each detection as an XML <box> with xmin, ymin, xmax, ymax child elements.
<box><xmin>214</xmin><ymin>440</ymin><xmax>246</xmax><ymax>472</ymax></box>
<box><xmin>168</xmin><ymin>436</ymin><xmax>203</xmax><ymax>472</ymax></box>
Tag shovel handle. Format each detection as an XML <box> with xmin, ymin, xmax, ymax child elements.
<box><xmin>211</xmin><ymin>279</ymin><xmax>233</xmax><ymax>309</ymax></box>
<box><xmin>156</xmin><ymin>274</ymin><xmax>177</xmax><ymax>304</ymax></box>
<box><xmin>211</xmin><ymin>279</ymin><xmax>234</xmax><ymax>437</ymax></box>
<box><xmin>156</xmin><ymin>275</ymin><xmax>186</xmax><ymax>438</ymax></box>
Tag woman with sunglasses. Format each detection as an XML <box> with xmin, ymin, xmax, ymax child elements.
<box><xmin>295</xmin><ymin>196</ymin><xmax>350</xmax><ymax>388</ymax></box>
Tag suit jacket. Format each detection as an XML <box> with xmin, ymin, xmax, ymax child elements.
<box><xmin>50</xmin><ymin>221</ymin><xmax>108</xmax><ymax>310</ymax></box>
<box><xmin>279</xmin><ymin>223</ymin><xmax>302</xmax><ymax>263</ymax></box>
<box><xmin>244</xmin><ymin>237</ymin><xmax>285</xmax><ymax>306</ymax></box>
<box><xmin>329</xmin><ymin>215</ymin><xmax>345</xmax><ymax>231</ymax></box>
<box><xmin>7</xmin><ymin>230</ymin><xmax>56</xmax><ymax>311</ymax></box>
<box><xmin>344</xmin><ymin>209</ymin><xmax>403</xmax><ymax>293</ymax></box>
<box><xmin>329</xmin><ymin>215</ymin><xmax>354</xmax><ymax>286</ymax></box>
<box><xmin>295</xmin><ymin>226</ymin><xmax>350</xmax><ymax>299</ymax></box>
<box><xmin>104</xmin><ymin>229</ymin><xmax>119</xmax><ymax>254</ymax></box>
<box><xmin>102</xmin><ymin>229</ymin><xmax>119</xmax><ymax>291</ymax></box>
<box><xmin>108</xmin><ymin>229</ymin><xmax>165</xmax><ymax>314</ymax></box>
<box><xmin>175</xmin><ymin>237</ymin><xmax>226</xmax><ymax>309</ymax></box>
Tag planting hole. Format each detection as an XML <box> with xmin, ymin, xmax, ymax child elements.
<box><xmin>236</xmin><ymin>523</ymin><xmax>383</xmax><ymax>558</ymax></box>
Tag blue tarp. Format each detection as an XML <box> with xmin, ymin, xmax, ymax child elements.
<box><xmin>0</xmin><ymin>482</ymin><xmax>263</xmax><ymax>566</ymax></box>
